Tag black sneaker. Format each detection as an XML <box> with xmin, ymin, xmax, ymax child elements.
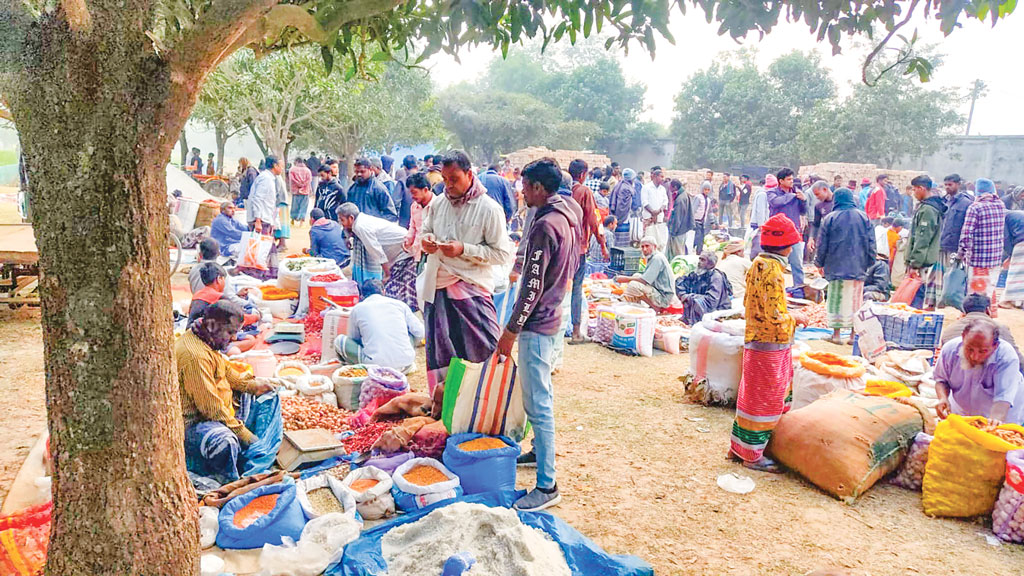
<box><xmin>516</xmin><ymin>450</ymin><xmax>537</xmax><ymax>468</ymax></box>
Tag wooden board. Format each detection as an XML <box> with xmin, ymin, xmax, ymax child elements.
<box><xmin>0</xmin><ymin>224</ymin><xmax>37</xmax><ymax>264</ymax></box>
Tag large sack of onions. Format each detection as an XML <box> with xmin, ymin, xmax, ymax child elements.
<box><xmin>993</xmin><ymin>450</ymin><xmax>1024</xmax><ymax>543</ymax></box>
<box><xmin>770</xmin><ymin>390</ymin><xmax>923</xmax><ymax>503</ymax></box>
<box><xmin>923</xmin><ymin>415</ymin><xmax>1024</xmax><ymax>518</ymax></box>
<box><xmin>791</xmin><ymin>351</ymin><xmax>866</xmax><ymax>410</ymax></box>
<box><xmin>889</xmin><ymin>432</ymin><xmax>932</xmax><ymax>491</ymax></box>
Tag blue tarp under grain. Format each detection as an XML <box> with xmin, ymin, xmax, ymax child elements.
<box><xmin>325</xmin><ymin>491</ymin><xmax>654</xmax><ymax>576</ymax></box>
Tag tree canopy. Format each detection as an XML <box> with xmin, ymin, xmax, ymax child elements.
<box><xmin>671</xmin><ymin>48</ymin><xmax>962</xmax><ymax>170</ymax></box>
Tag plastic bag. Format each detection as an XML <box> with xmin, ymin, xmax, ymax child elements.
<box><xmin>199</xmin><ymin>506</ymin><xmax>220</xmax><ymax>549</ymax></box>
<box><xmin>588</xmin><ymin>306</ymin><xmax>617</xmax><ymax>345</ymax></box>
<box><xmin>258</xmin><ymin>537</ymin><xmax>333</xmax><ymax>576</ymax></box>
<box><xmin>295</xmin><ymin>375</ymin><xmax>333</xmax><ymax>397</ymax></box>
<box><xmin>993</xmin><ymin>450</ymin><xmax>1024</xmax><ymax>543</ymax></box>
<box><xmin>0</xmin><ymin>502</ymin><xmax>51</xmax><ymax>576</ymax></box>
<box><xmin>611</xmin><ymin>305</ymin><xmax>656</xmax><ymax>357</ymax></box>
<box><xmin>362</xmin><ymin>451</ymin><xmax>415</xmax><ymax>476</ymax></box>
<box><xmin>239</xmin><ymin>392</ymin><xmax>284</xmax><ymax>477</ymax></box>
<box><xmin>390</xmin><ymin>457</ymin><xmax>463</xmax><ymax>512</ymax></box>
<box><xmin>300</xmin><ymin>512</ymin><xmax>361</xmax><ymax>562</ymax></box>
<box><xmin>442</xmin><ymin>354</ymin><xmax>528</xmax><ymax>441</ymax></box>
<box><xmin>409</xmin><ymin>420</ymin><xmax>450</xmax><ymax>459</ymax></box>
<box><xmin>890</xmin><ymin>432</ymin><xmax>933</xmax><ymax>491</ymax></box>
<box><xmin>890</xmin><ymin>275</ymin><xmax>922</xmax><ymax>305</ymax></box>
<box><xmin>217</xmin><ymin>482</ymin><xmax>308</xmax><ymax>550</ymax></box>
<box><xmin>358</xmin><ymin>366</ymin><xmax>409</xmax><ymax>409</ymax></box>
<box><xmin>295</xmin><ymin>474</ymin><xmax>359</xmax><ymax>520</ymax></box>
<box><xmin>923</xmin><ymin>415</ymin><xmax>1024</xmax><ymax>517</ymax></box>
<box><xmin>940</xmin><ymin>261</ymin><xmax>968</xmax><ymax>311</ymax></box>
<box><xmin>791</xmin><ymin>351</ymin><xmax>867</xmax><ymax>410</ymax></box>
<box><xmin>442</xmin><ymin>433</ymin><xmax>520</xmax><ymax>495</ymax></box>
<box><xmin>686</xmin><ymin>319</ymin><xmax>744</xmax><ymax>406</ymax></box>
<box><xmin>240</xmin><ymin>232</ymin><xmax>275</xmax><ymax>271</ymax></box>
<box><xmin>340</xmin><ymin>466</ymin><xmax>395</xmax><ymax>520</ymax></box>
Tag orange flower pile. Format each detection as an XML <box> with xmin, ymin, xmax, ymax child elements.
<box><xmin>402</xmin><ymin>465</ymin><xmax>449</xmax><ymax>486</ymax></box>
<box><xmin>259</xmin><ymin>286</ymin><xmax>299</xmax><ymax>301</ymax></box>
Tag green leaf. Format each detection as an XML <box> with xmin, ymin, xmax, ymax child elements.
<box><xmin>344</xmin><ymin>65</ymin><xmax>356</xmax><ymax>81</ymax></box>
<box><xmin>371</xmin><ymin>51</ymin><xmax>391</xmax><ymax>62</ymax></box>
<box><xmin>584</xmin><ymin>7</ymin><xmax>593</xmax><ymax>36</ymax></box>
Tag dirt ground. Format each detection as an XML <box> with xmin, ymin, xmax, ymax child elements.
<box><xmin>3</xmin><ymin>224</ymin><xmax>1024</xmax><ymax>573</ymax></box>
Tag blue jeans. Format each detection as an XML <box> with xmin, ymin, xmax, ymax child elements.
<box><xmin>570</xmin><ymin>253</ymin><xmax>587</xmax><ymax>332</ymax></box>
<box><xmin>519</xmin><ymin>331</ymin><xmax>558</xmax><ymax>490</ymax></box>
<box><xmin>788</xmin><ymin>241</ymin><xmax>806</xmax><ymax>287</ymax></box>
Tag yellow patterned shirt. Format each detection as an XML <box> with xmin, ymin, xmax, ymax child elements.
<box><xmin>744</xmin><ymin>253</ymin><xmax>795</xmax><ymax>344</ymax></box>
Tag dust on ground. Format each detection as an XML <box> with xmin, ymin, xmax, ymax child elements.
<box><xmin>3</xmin><ymin>255</ymin><xmax>1024</xmax><ymax>572</ymax></box>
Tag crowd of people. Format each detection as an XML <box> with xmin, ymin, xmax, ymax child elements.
<box><xmin>174</xmin><ymin>146</ymin><xmax>1024</xmax><ymax>499</ymax></box>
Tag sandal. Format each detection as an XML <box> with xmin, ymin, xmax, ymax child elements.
<box><xmin>568</xmin><ymin>335</ymin><xmax>587</xmax><ymax>345</ymax></box>
<box><xmin>742</xmin><ymin>457</ymin><xmax>784</xmax><ymax>474</ymax></box>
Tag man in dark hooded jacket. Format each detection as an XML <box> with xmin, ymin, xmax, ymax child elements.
<box><xmin>906</xmin><ymin>175</ymin><xmax>948</xmax><ymax>310</ymax></box>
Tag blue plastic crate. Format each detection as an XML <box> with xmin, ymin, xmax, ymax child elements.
<box><xmin>878</xmin><ymin>311</ymin><xmax>943</xmax><ymax>350</ymax></box>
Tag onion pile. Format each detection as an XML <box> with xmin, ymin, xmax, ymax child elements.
<box><xmin>993</xmin><ymin>481</ymin><xmax>1024</xmax><ymax>543</ymax></box>
<box><xmin>890</xmin><ymin>432</ymin><xmax>932</xmax><ymax>491</ymax></box>
<box><xmin>282</xmin><ymin>395</ymin><xmax>352</xmax><ymax>433</ymax></box>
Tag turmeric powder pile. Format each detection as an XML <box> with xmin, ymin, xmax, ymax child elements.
<box><xmin>458</xmin><ymin>437</ymin><xmax>509</xmax><ymax>452</ymax></box>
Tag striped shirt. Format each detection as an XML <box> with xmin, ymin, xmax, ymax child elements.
<box><xmin>959</xmin><ymin>194</ymin><xmax>1007</xmax><ymax>268</ymax></box>
<box><xmin>175</xmin><ymin>331</ymin><xmax>260</xmax><ymax>445</ymax></box>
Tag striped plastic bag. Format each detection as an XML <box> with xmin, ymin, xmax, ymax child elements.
<box><xmin>441</xmin><ymin>353</ymin><xmax>529</xmax><ymax>442</ymax></box>
<box><xmin>0</xmin><ymin>502</ymin><xmax>51</xmax><ymax>576</ymax></box>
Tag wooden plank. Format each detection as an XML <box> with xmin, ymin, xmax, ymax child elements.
<box><xmin>0</xmin><ymin>225</ymin><xmax>38</xmax><ymax>265</ymax></box>
<box><xmin>0</xmin><ymin>296</ymin><xmax>40</xmax><ymax>305</ymax></box>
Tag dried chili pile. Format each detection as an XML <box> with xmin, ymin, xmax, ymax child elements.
<box><xmin>310</xmin><ymin>273</ymin><xmax>343</xmax><ymax>283</ymax></box>
<box><xmin>341</xmin><ymin>421</ymin><xmax>395</xmax><ymax>454</ymax></box>
<box><xmin>304</xmin><ymin>312</ymin><xmax>324</xmax><ymax>336</ymax></box>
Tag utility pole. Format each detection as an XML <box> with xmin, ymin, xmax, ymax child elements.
<box><xmin>965</xmin><ymin>79</ymin><xmax>986</xmax><ymax>136</ymax></box>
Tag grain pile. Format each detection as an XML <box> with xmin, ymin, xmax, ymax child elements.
<box><xmin>381</xmin><ymin>502</ymin><xmax>571</xmax><ymax>576</ymax></box>
<box><xmin>504</xmin><ymin>146</ymin><xmax>611</xmax><ymax>170</ymax></box>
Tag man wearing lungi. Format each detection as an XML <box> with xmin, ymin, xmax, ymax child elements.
<box><xmin>420</xmin><ymin>150</ymin><xmax>513</xmax><ymax>397</ymax></box>
<box><xmin>956</xmin><ymin>178</ymin><xmax>1006</xmax><ymax>311</ymax></box>
<box><xmin>906</xmin><ymin>175</ymin><xmax>947</xmax><ymax>310</ymax></box>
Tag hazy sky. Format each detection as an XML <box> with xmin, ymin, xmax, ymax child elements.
<box><xmin>426</xmin><ymin>12</ymin><xmax>1023</xmax><ymax>136</ymax></box>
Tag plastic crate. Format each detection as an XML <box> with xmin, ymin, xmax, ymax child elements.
<box><xmin>878</xmin><ymin>311</ymin><xmax>943</xmax><ymax>350</ymax></box>
<box><xmin>609</xmin><ymin>247</ymin><xmax>642</xmax><ymax>274</ymax></box>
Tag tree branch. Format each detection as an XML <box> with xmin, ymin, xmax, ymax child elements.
<box><xmin>861</xmin><ymin>0</ymin><xmax>920</xmax><ymax>86</ymax></box>
<box><xmin>60</xmin><ymin>0</ymin><xmax>92</xmax><ymax>33</ymax></box>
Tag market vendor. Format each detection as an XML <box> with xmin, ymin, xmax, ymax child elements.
<box><xmin>933</xmin><ymin>317</ymin><xmax>1024</xmax><ymax>425</ymax></box>
<box><xmin>614</xmin><ymin>235</ymin><xmax>675</xmax><ymax>311</ymax></box>
<box><xmin>210</xmin><ymin>202</ymin><xmax>248</xmax><ymax>258</ymax></box>
<box><xmin>177</xmin><ymin>301</ymin><xmax>280</xmax><ymax>483</ymax></box>
<box><xmin>675</xmin><ymin>250</ymin><xmax>733</xmax><ymax>325</ymax></box>
<box><xmin>335</xmin><ymin>279</ymin><xmax>424</xmax><ymax>374</ymax></box>
<box><xmin>730</xmin><ymin>214</ymin><xmax>809</xmax><ymax>473</ymax></box>
<box><xmin>337</xmin><ymin>202</ymin><xmax>410</xmax><ymax>285</ymax></box>
<box><xmin>188</xmin><ymin>261</ymin><xmax>259</xmax><ymax>329</ymax></box>
<box><xmin>717</xmin><ymin>239</ymin><xmax>751</xmax><ymax>299</ymax></box>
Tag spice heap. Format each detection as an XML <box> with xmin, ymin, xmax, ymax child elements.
<box><xmin>306</xmin><ymin>487</ymin><xmax>344</xmax><ymax>515</ymax></box>
<box><xmin>458</xmin><ymin>437</ymin><xmax>508</xmax><ymax>452</ymax></box>
<box><xmin>259</xmin><ymin>286</ymin><xmax>299</xmax><ymax>301</ymax></box>
<box><xmin>403</xmin><ymin>465</ymin><xmax>449</xmax><ymax>486</ymax></box>
<box><xmin>967</xmin><ymin>419</ymin><xmax>1024</xmax><ymax>447</ymax></box>
<box><xmin>277</xmin><ymin>366</ymin><xmax>306</xmax><ymax>377</ymax></box>
<box><xmin>349</xmin><ymin>478</ymin><xmax>380</xmax><ymax>493</ymax></box>
<box><xmin>303</xmin><ymin>312</ymin><xmax>324</xmax><ymax>336</ymax></box>
<box><xmin>233</xmin><ymin>494</ymin><xmax>279</xmax><ymax>528</ymax></box>
<box><xmin>282</xmin><ymin>396</ymin><xmax>352</xmax><ymax>433</ymax></box>
<box><xmin>341</xmin><ymin>422</ymin><xmax>395</xmax><ymax>453</ymax></box>
<box><xmin>310</xmin><ymin>273</ymin><xmax>343</xmax><ymax>283</ymax></box>
<box><xmin>799</xmin><ymin>302</ymin><xmax>828</xmax><ymax>328</ymax></box>
<box><xmin>337</xmin><ymin>366</ymin><xmax>368</xmax><ymax>379</ymax></box>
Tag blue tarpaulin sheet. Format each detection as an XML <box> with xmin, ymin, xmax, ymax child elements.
<box><xmin>325</xmin><ymin>491</ymin><xmax>653</xmax><ymax>576</ymax></box>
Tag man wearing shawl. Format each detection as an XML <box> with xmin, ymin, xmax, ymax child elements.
<box><xmin>957</xmin><ymin>178</ymin><xmax>1007</xmax><ymax>307</ymax></box>
<box><xmin>675</xmin><ymin>250</ymin><xmax>733</xmax><ymax>325</ymax></box>
<box><xmin>814</xmin><ymin>188</ymin><xmax>876</xmax><ymax>344</ymax></box>
<box><xmin>420</xmin><ymin>150</ymin><xmax>513</xmax><ymax>395</ymax></box>
<box><xmin>730</xmin><ymin>214</ymin><xmax>808</xmax><ymax>473</ymax></box>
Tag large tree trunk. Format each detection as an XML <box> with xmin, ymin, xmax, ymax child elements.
<box><xmin>10</xmin><ymin>11</ymin><xmax>199</xmax><ymax>576</ymax></box>
<box><xmin>249</xmin><ymin>123</ymin><xmax>269</xmax><ymax>158</ymax></box>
